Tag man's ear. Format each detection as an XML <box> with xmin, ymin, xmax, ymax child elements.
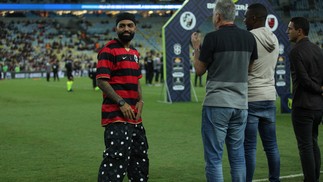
<box><xmin>297</xmin><ymin>28</ymin><xmax>303</xmax><ymax>36</ymax></box>
<box><xmin>215</xmin><ymin>13</ymin><xmax>221</xmax><ymax>24</ymax></box>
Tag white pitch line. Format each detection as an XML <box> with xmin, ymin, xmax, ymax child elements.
<box><xmin>252</xmin><ymin>171</ymin><xmax>323</xmax><ymax>182</ymax></box>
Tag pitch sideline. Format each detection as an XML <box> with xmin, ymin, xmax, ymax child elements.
<box><xmin>253</xmin><ymin>171</ymin><xmax>323</xmax><ymax>182</ymax></box>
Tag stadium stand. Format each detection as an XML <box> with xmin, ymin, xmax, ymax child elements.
<box><xmin>0</xmin><ymin>0</ymin><xmax>322</xmax><ymax>77</ymax></box>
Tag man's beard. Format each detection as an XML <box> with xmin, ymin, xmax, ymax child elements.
<box><xmin>117</xmin><ymin>32</ymin><xmax>135</xmax><ymax>43</ymax></box>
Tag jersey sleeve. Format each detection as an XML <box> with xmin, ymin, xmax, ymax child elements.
<box><xmin>96</xmin><ymin>47</ymin><xmax>115</xmax><ymax>80</ymax></box>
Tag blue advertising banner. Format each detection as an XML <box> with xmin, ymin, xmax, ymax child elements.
<box><xmin>162</xmin><ymin>0</ymin><xmax>291</xmax><ymax>113</ymax></box>
<box><xmin>162</xmin><ymin>0</ymin><xmax>214</xmax><ymax>102</ymax></box>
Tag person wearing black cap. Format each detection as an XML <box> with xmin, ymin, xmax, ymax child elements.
<box><xmin>96</xmin><ymin>12</ymin><xmax>149</xmax><ymax>182</ymax></box>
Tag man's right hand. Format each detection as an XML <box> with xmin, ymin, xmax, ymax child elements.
<box><xmin>119</xmin><ymin>102</ymin><xmax>136</xmax><ymax>120</ymax></box>
<box><xmin>191</xmin><ymin>32</ymin><xmax>201</xmax><ymax>50</ymax></box>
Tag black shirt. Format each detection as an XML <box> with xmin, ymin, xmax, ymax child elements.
<box><xmin>289</xmin><ymin>37</ymin><xmax>323</xmax><ymax>110</ymax></box>
<box><xmin>65</xmin><ymin>59</ymin><xmax>73</xmax><ymax>72</ymax></box>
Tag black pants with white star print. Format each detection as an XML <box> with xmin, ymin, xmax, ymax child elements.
<box><xmin>98</xmin><ymin>122</ymin><xmax>149</xmax><ymax>182</ymax></box>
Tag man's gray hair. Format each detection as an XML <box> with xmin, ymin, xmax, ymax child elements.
<box><xmin>214</xmin><ymin>0</ymin><xmax>236</xmax><ymax>21</ymax></box>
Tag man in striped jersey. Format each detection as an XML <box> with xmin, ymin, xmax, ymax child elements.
<box><xmin>96</xmin><ymin>12</ymin><xmax>148</xmax><ymax>182</ymax></box>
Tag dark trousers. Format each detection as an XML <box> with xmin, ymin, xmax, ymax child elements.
<box><xmin>46</xmin><ymin>72</ymin><xmax>50</xmax><ymax>81</ymax></box>
<box><xmin>154</xmin><ymin>70</ymin><xmax>160</xmax><ymax>83</ymax></box>
<box><xmin>292</xmin><ymin>108</ymin><xmax>323</xmax><ymax>182</ymax></box>
<box><xmin>160</xmin><ymin>68</ymin><xmax>164</xmax><ymax>83</ymax></box>
<box><xmin>53</xmin><ymin>71</ymin><xmax>59</xmax><ymax>81</ymax></box>
<box><xmin>98</xmin><ymin>122</ymin><xmax>149</xmax><ymax>182</ymax></box>
<box><xmin>146</xmin><ymin>69</ymin><xmax>154</xmax><ymax>84</ymax></box>
<box><xmin>92</xmin><ymin>78</ymin><xmax>97</xmax><ymax>88</ymax></box>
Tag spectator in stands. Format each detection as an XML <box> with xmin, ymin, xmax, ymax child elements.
<box><xmin>243</xmin><ymin>3</ymin><xmax>281</xmax><ymax>182</ymax></box>
<box><xmin>287</xmin><ymin>16</ymin><xmax>323</xmax><ymax>182</ymax></box>
<box><xmin>96</xmin><ymin>12</ymin><xmax>149</xmax><ymax>182</ymax></box>
<box><xmin>191</xmin><ymin>0</ymin><xmax>257</xmax><ymax>181</ymax></box>
<box><xmin>14</xmin><ymin>63</ymin><xmax>20</xmax><ymax>72</ymax></box>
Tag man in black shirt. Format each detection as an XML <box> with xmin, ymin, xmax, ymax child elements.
<box><xmin>52</xmin><ymin>59</ymin><xmax>59</xmax><ymax>81</ymax></box>
<box><xmin>88</xmin><ymin>62</ymin><xmax>99</xmax><ymax>90</ymax></box>
<box><xmin>287</xmin><ymin>17</ymin><xmax>323</xmax><ymax>182</ymax></box>
<box><xmin>144</xmin><ymin>51</ymin><xmax>154</xmax><ymax>86</ymax></box>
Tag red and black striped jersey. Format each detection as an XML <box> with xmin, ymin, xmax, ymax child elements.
<box><xmin>96</xmin><ymin>39</ymin><xmax>142</xmax><ymax>126</ymax></box>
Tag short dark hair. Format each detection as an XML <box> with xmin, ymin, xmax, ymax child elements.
<box><xmin>290</xmin><ymin>17</ymin><xmax>309</xmax><ymax>36</ymax></box>
<box><xmin>247</xmin><ymin>3</ymin><xmax>268</xmax><ymax>20</ymax></box>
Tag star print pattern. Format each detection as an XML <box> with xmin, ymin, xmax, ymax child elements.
<box><xmin>98</xmin><ymin>122</ymin><xmax>149</xmax><ymax>182</ymax></box>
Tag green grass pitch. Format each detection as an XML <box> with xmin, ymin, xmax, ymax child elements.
<box><xmin>1</xmin><ymin>76</ymin><xmax>322</xmax><ymax>182</ymax></box>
